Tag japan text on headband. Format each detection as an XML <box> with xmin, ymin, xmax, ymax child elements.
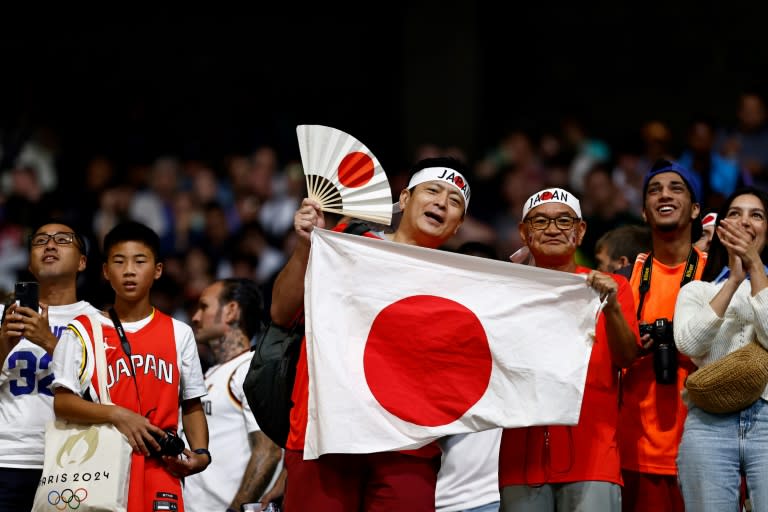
<box><xmin>392</xmin><ymin>167</ymin><xmax>471</xmax><ymax>213</ymax></box>
<box><xmin>522</xmin><ymin>187</ymin><xmax>582</xmax><ymax>219</ymax></box>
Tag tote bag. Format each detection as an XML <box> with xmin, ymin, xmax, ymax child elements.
<box><xmin>32</xmin><ymin>315</ymin><xmax>133</xmax><ymax>512</ymax></box>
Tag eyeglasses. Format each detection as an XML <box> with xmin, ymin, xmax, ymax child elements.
<box><xmin>30</xmin><ymin>232</ymin><xmax>78</xmax><ymax>246</ymax></box>
<box><xmin>526</xmin><ymin>215</ymin><xmax>580</xmax><ymax>231</ymax></box>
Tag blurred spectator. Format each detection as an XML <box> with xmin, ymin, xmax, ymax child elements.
<box><xmin>693</xmin><ymin>211</ymin><xmax>717</xmax><ymax>253</ymax></box>
<box><xmin>3</xmin><ymin>166</ymin><xmax>45</xmax><ymax>228</ymax></box>
<box><xmin>562</xmin><ymin>116</ymin><xmax>611</xmax><ymax>194</ymax></box>
<box><xmin>541</xmin><ymin>150</ymin><xmax>573</xmax><ymax>190</ymax></box>
<box><xmin>129</xmin><ymin>156</ymin><xmax>182</xmax><ymax>255</ymax></box>
<box><xmin>200</xmin><ymin>201</ymin><xmax>233</xmax><ymax>272</ymax></box>
<box><xmin>613</xmin><ymin>137</ymin><xmax>650</xmax><ymax>216</ymax></box>
<box><xmin>594</xmin><ymin>224</ymin><xmax>652</xmax><ymax>276</ymax></box>
<box><xmin>172</xmin><ymin>189</ymin><xmax>205</xmax><ymax>253</ymax></box>
<box><xmin>259</xmin><ymin>161</ymin><xmax>302</xmax><ymax>243</ymax></box>
<box><xmin>639</xmin><ymin>120</ymin><xmax>674</xmax><ymax>169</ymax></box>
<box><xmin>222</xmin><ymin>222</ymin><xmax>285</xmax><ymax>285</ymax></box>
<box><xmin>184</xmin><ymin>246</ymin><xmax>215</xmax><ymax>306</ymax></box>
<box><xmin>492</xmin><ymin>164</ymin><xmax>543</xmax><ymax>259</ymax></box>
<box><xmin>716</xmin><ymin>91</ymin><xmax>768</xmax><ymax>186</ymax></box>
<box><xmin>495</xmin><ymin>130</ymin><xmax>544</xmax><ymax>182</ymax></box>
<box><xmin>0</xmin><ymin>218</ymin><xmax>28</xmax><ymax>293</ymax></box>
<box><xmin>191</xmin><ymin>164</ymin><xmax>234</xmax><ymax>215</ymax></box>
<box><xmin>678</xmin><ymin>116</ymin><xmax>743</xmax><ymax>210</ymax></box>
<box><xmin>0</xmin><ymin>126</ymin><xmax>59</xmax><ymax>195</ymax></box>
<box><xmin>92</xmin><ymin>184</ymin><xmax>134</xmax><ymax>246</ymax></box>
<box><xmin>73</xmin><ymin>156</ymin><xmax>117</xmax><ymax>221</ymax></box>
<box><xmin>579</xmin><ymin>163</ymin><xmax>643</xmax><ymax>265</ymax></box>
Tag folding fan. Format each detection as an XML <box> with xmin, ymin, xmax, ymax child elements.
<box><xmin>297</xmin><ymin>125</ymin><xmax>393</xmax><ymax>226</ymax></box>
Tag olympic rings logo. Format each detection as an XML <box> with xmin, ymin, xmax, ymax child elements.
<box><xmin>47</xmin><ymin>488</ymin><xmax>88</xmax><ymax>510</ymax></box>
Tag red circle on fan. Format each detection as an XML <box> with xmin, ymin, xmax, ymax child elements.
<box><xmin>338</xmin><ymin>152</ymin><xmax>375</xmax><ymax>188</ymax></box>
<box><xmin>363</xmin><ymin>295</ymin><xmax>492</xmax><ymax>427</ymax></box>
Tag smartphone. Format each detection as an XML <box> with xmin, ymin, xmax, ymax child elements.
<box><xmin>15</xmin><ymin>281</ymin><xmax>39</xmax><ymax>310</ymax></box>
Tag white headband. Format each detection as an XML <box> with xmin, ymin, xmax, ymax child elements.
<box><xmin>701</xmin><ymin>213</ymin><xmax>718</xmax><ymax>228</ymax></box>
<box><xmin>392</xmin><ymin>166</ymin><xmax>471</xmax><ymax>213</ymax></box>
<box><xmin>522</xmin><ymin>188</ymin><xmax>582</xmax><ymax>219</ymax></box>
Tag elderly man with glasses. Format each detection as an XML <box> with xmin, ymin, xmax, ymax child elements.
<box><xmin>498</xmin><ymin>188</ymin><xmax>641</xmax><ymax>512</ymax></box>
<box><xmin>0</xmin><ymin>220</ymin><xmax>99</xmax><ymax>510</ymax></box>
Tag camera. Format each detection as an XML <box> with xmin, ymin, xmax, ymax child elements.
<box><xmin>149</xmin><ymin>430</ymin><xmax>185</xmax><ymax>457</ymax></box>
<box><xmin>640</xmin><ymin>318</ymin><xmax>677</xmax><ymax>385</ymax></box>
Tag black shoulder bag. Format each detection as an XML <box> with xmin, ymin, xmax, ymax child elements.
<box><xmin>242</xmin><ymin>221</ymin><xmax>372</xmax><ymax>447</ymax></box>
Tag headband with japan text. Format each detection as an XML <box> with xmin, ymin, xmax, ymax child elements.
<box><xmin>522</xmin><ymin>187</ymin><xmax>582</xmax><ymax>219</ymax></box>
<box><xmin>393</xmin><ymin>166</ymin><xmax>471</xmax><ymax>213</ymax></box>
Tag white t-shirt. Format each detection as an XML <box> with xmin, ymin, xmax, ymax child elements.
<box><xmin>436</xmin><ymin>429</ymin><xmax>502</xmax><ymax>512</ymax></box>
<box><xmin>0</xmin><ymin>301</ymin><xmax>99</xmax><ymax>469</ymax></box>
<box><xmin>182</xmin><ymin>350</ymin><xmax>280</xmax><ymax>511</ymax></box>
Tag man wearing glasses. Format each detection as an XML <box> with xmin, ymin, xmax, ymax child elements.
<box><xmin>499</xmin><ymin>188</ymin><xmax>640</xmax><ymax>512</ymax></box>
<box><xmin>0</xmin><ymin>220</ymin><xmax>98</xmax><ymax>510</ymax></box>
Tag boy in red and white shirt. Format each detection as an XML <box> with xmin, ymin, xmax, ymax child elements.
<box><xmin>53</xmin><ymin>221</ymin><xmax>209</xmax><ymax>512</ymax></box>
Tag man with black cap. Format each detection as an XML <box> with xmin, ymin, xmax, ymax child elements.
<box><xmin>0</xmin><ymin>220</ymin><xmax>98</xmax><ymax>510</ymax></box>
<box><xmin>271</xmin><ymin>156</ymin><xmax>470</xmax><ymax>511</ymax></box>
<box><xmin>499</xmin><ymin>187</ymin><xmax>640</xmax><ymax>512</ymax></box>
<box><xmin>617</xmin><ymin>159</ymin><xmax>707</xmax><ymax>512</ymax></box>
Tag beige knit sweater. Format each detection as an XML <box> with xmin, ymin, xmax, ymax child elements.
<box><xmin>674</xmin><ymin>278</ymin><xmax>768</xmax><ymax>401</ymax></box>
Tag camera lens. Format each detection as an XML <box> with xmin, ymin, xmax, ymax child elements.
<box><xmin>654</xmin><ymin>341</ymin><xmax>678</xmax><ymax>384</ymax></box>
<box><xmin>151</xmin><ymin>430</ymin><xmax>185</xmax><ymax>457</ymax></box>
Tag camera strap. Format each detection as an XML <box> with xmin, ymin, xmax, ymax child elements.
<box><xmin>108</xmin><ymin>307</ymin><xmax>144</xmax><ymax>414</ymax></box>
<box><xmin>636</xmin><ymin>247</ymin><xmax>699</xmax><ymax>320</ymax></box>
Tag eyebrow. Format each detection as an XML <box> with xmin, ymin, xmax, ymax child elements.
<box><xmin>110</xmin><ymin>252</ymin><xmax>151</xmax><ymax>259</ymax></box>
<box><xmin>650</xmin><ymin>178</ymin><xmax>686</xmax><ymax>187</ymax></box>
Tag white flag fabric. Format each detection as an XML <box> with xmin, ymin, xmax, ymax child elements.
<box><xmin>303</xmin><ymin>228</ymin><xmax>601</xmax><ymax>460</ymax></box>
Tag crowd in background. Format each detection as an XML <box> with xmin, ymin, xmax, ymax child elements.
<box><xmin>1</xmin><ymin>91</ymin><xmax>767</xmax><ymax>327</ymax></box>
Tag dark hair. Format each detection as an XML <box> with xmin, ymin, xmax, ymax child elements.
<box><xmin>217</xmin><ymin>278</ymin><xmax>264</xmax><ymax>340</ymax></box>
<box><xmin>701</xmin><ymin>186</ymin><xmax>768</xmax><ymax>282</ymax></box>
<box><xmin>103</xmin><ymin>221</ymin><xmax>161</xmax><ymax>262</ymax></box>
<box><xmin>29</xmin><ymin>218</ymin><xmax>89</xmax><ymax>257</ymax></box>
<box><xmin>407</xmin><ymin>156</ymin><xmax>469</xmax><ymax>182</ymax></box>
<box><xmin>595</xmin><ymin>224</ymin><xmax>652</xmax><ymax>263</ymax></box>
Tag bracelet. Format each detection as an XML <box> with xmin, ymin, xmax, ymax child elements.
<box><xmin>193</xmin><ymin>448</ymin><xmax>212</xmax><ymax>465</ymax></box>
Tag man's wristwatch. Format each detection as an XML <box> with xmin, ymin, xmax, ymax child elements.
<box><xmin>192</xmin><ymin>448</ymin><xmax>211</xmax><ymax>465</ymax></box>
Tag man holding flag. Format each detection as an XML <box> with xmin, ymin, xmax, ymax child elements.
<box><xmin>499</xmin><ymin>188</ymin><xmax>640</xmax><ymax>512</ymax></box>
<box><xmin>270</xmin><ymin>156</ymin><xmax>471</xmax><ymax>511</ymax></box>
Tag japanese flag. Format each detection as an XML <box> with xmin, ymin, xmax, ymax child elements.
<box><xmin>304</xmin><ymin>228</ymin><xmax>600</xmax><ymax>460</ymax></box>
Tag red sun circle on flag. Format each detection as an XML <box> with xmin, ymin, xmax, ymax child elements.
<box><xmin>338</xmin><ymin>151</ymin><xmax>375</xmax><ymax>188</ymax></box>
<box><xmin>363</xmin><ymin>295</ymin><xmax>492</xmax><ymax>427</ymax></box>
<box><xmin>541</xmin><ymin>190</ymin><xmax>553</xmax><ymax>200</ymax></box>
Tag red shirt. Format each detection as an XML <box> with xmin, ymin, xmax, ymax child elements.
<box><xmin>499</xmin><ymin>267</ymin><xmax>640</xmax><ymax>486</ymax></box>
<box><xmin>80</xmin><ymin>311</ymin><xmax>188</xmax><ymax>512</ymax></box>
